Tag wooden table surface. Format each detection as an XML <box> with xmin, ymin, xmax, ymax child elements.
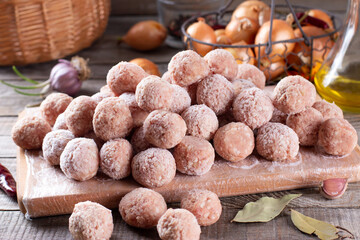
<box><xmin>1</xmin><ymin>14</ymin><xmax>360</xmax><ymax>240</ymax></box>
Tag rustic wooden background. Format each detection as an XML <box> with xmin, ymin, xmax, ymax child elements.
<box><xmin>1</xmin><ymin>0</ymin><xmax>360</xmax><ymax>239</ymax></box>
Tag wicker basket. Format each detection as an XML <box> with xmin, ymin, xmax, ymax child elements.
<box><xmin>0</xmin><ymin>0</ymin><xmax>110</xmax><ymax>66</ymax></box>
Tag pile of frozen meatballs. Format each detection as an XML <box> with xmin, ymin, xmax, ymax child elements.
<box><xmin>12</xmin><ymin>49</ymin><xmax>358</xmax><ymax>239</ymax></box>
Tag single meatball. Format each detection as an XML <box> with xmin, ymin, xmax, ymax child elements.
<box><xmin>157</xmin><ymin>208</ymin><xmax>201</xmax><ymax>240</ymax></box>
<box><xmin>119</xmin><ymin>92</ymin><xmax>149</xmax><ymax>127</ymax></box>
<box><xmin>236</xmin><ymin>64</ymin><xmax>266</xmax><ymax>89</ymax></box>
<box><xmin>270</xmin><ymin>107</ymin><xmax>288</xmax><ymax>124</ymax></box>
<box><xmin>213</xmin><ymin>122</ymin><xmax>254</xmax><ymax>162</ymax></box>
<box><xmin>100</xmin><ymin>139</ymin><xmax>132</xmax><ymax>180</ymax></box>
<box><xmin>256</xmin><ymin>122</ymin><xmax>299</xmax><ymax>161</ymax></box>
<box><xmin>273</xmin><ymin>75</ymin><xmax>316</xmax><ymax>114</ymax></box>
<box><xmin>181</xmin><ymin>105</ymin><xmax>219</xmax><ymax>140</ymax></box>
<box><xmin>232</xmin><ymin>87</ymin><xmax>274</xmax><ymax>129</ymax></box>
<box><xmin>64</xmin><ymin>96</ymin><xmax>97</xmax><ymax>136</ymax></box>
<box><xmin>91</xmin><ymin>91</ymin><xmax>116</xmax><ymax>104</ymax></box>
<box><xmin>40</xmin><ymin>93</ymin><xmax>73</xmax><ymax>126</ymax></box>
<box><xmin>204</xmin><ymin>49</ymin><xmax>238</xmax><ymax>81</ymax></box>
<box><xmin>197</xmin><ymin>74</ymin><xmax>235</xmax><ymax>115</ymax></box>
<box><xmin>106</xmin><ymin>61</ymin><xmax>148</xmax><ymax>95</ymax></box>
<box><xmin>131</xmin><ymin>126</ymin><xmax>153</xmax><ymax>153</ymax></box>
<box><xmin>318</xmin><ymin>118</ymin><xmax>358</xmax><ymax>156</ymax></box>
<box><xmin>60</xmin><ymin>138</ymin><xmax>99</xmax><ymax>181</ymax></box>
<box><xmin>162</xmin><ymin>71</ymin><xmax>175</xmax><ymax>84</ymax></box>
<box><xmin>93</xmin><ymin>97</ymin><xmax>133</xmax><ymax>141</ymax></box>
<box><xmin>12</xmin><ymin>116</ymin><xmax>51</xmax><ymax>150</ymax></box>
<box><xmin>180</xmin><ymin>189</ymin><xmax>222</xmax><ymax>226</ymax></box>
<box><xmin>312</xmin><ymin>100</ymin><xmax>344</xmax><ymax>121</ymax></box>
<box><xmin>232</xmin><ymin>79</ymin><xmax>257</xmax><ymax>95</ymax></box>
<box><xmin>84</xmin><ymin>131</ymin><xmax>105</xmax><ymax>149</ymax></box>
<box><xmin>100</xmin><ymin>85</ymin><xmax>114</xmax><ymax>94</ymax></box>
<box><xmin>168</xmin><ymin>50</ymin><xmax>210</xmax><ymax>87</ymax></box>
<box><xmin>135</xmin><ymin>75</ymin><xmax>174</xmax><ymax>112</ymax></box>
<box><xmin>144</xmin><ymin>110</ymin><xmax>187</xmax><ymax>149</ymax></box>
<box><xmin>170</xmin><ymin>85</ymin><xmax>191</xmax><ymax>114</ymax></box>
<box><xmin>173</xmin><ymin>136</ymin><xmax>215</xmax><ymax>175</ymax></box>
<box><xmin>53</xmin><ymin>113</ymin><xmax>68</xmax><ymax>130</ymax></box>
<box><xmin>69</xmin><ymin>201</ymin><xmax>113</xmax><ymax>240</ymax></box>
<box><xmin>286</xmin><ymin>107</ymin><xmax>324</xmax><ymax>146</ymax></box>
<box><xmin>131</xmin><ymin>148</ymin><xmax>176</xmax><ymax>188</ymax></box>
<box><xmin>119</xmin><ymin>188</ymin><xmax>167</xmax><ymax>228</ymax></box>
<box><xmin>42</xmin><ymin>130</ymin><xmax>75</xmax><ymax>165</ymax></box>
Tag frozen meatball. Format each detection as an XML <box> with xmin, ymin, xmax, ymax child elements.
<box><xmin>131</xmin><ymin>126</ymin><xmax>153</xmax><ymax>153</ymax></box>
<box><xmin>100</xmin><ymin>139</ymin><xmax>132</xmax><ymax>180</ymax></box>
<box><xmin>119</xmin><ymin>92</ymin><xmax>149</xmax><ymax>127</ymax></box>
<box><xmin>100</xmin><ymin>85</ymin><xmax>114</xmax><ymax>94</ymax></box>
<box><xmin>157</xmin><ymin>208</ymin><xmax>201</xmax><ymax>240</ymax></box>
<box><xmin>273</xmin><ymin>75</ymin><xmax>316</xmax><ymax>114</ymax></box>
<box><xmin>106</xmin><ymin>61</ymin><xmax>148</xmax><ymax>95</ymax></box>
<box><xmin>256</xmin><ymin>122</ymin><xmax>299</xmax><ymax>161</ymax></box>
<box><xmin>42</xmin><ymin>130</ymin><xmax>75</xmax><ymax>165</ymax></box>
<box><xmin>170</xmin><ymin>85</ymin><xmax>191</xmax><ymax>114</ymax></box>
<box><xmin>131</xmin><ymin>148</ymin><xmax>176</xmax><ymax>188</ymax></box>
<box><xmin>12</xmin><ymin>116</ymin><xmax>51</xmax><ymax>150</ymax></box>
<box><xmin>197</xmin><ymin>74</ymin><xmax>235</xmax><ymax>115</ymax></box>
<box><xmin>236</xmin><ymin>64</ymin><xmax>266</xmax><ymax>89</ymax></box>
<box><xmin>64</xmin><ymin>96</ymin><xmax>97</xmax><ymax>136</ymax></box>
<box><xmin>135</xmin><ymin>75</ymin><xmax>174</xmax><ymax>112</ymax></box>
<box><xmin>168</xmin><ymin>50</ymin><xmax>210</xmax><ymax>87</ymax></box>
<box><xmin>181</xmin><ymin>105</ymin><xmax>218</xmax><ymax>140</ymax></box>
<box><xmin>318</xmin><ymin>118</ymin><xmax>358</xmax><ymax>156</ymax></box>
<box><xmin>119</xmin><ymin>188</ymin><xmax>167</xmax><ymax>228</ymax></box>
<box><xmin>204</xmin><ymin>49</ymin><xmax>238</xmax><ymax>81</ymax></box>
<box><xmin>232</xmin><ymin>79</ymin><xmax>257</xmax><ymax>95</ymax></box>
<box><xmin>60</xmin><ymin>138</ymin><xmax>99</xmax><ymax>181</ymax></box>
<box><xmin>69</xmin><ymin>201</ymin><xmax>113</xmax><ymax>240</ymax></box>
<box><xmin>173</xmin><ymin>136</ymin><xmax>215</xmax><ymax>175</ymax></box>
<box><xmin>286</xmin><ymin>107</ymin><xmax>324</xmax><ymax>146</ymax></box>
<box><xmin>40</xmin><ymin>93</ymin><xmax>73</xmax><ymax>126</ymax></box>
<box><xmin>180</xmin><ymin>189</ymin><xmax>222</xmax><ymax>226</ymax></box>
<box><xmin>312</xmin><ymin>100</ymin><xmax>344</xmax><ymax>121</ymax></box>
<box><xmin>213</xmin><ymin>122</ymin><xmax>254</xmax><ymax>162</ymax></box>
<box><xmin>53</xmin><ymin>113</ymin><xmax>68</xmax><ymax>130</ymax></box>
<box><xmin>162</xmin><ymin>71</ymin><xmax>175</xmax><ymax>84</ymax></box>
<box><xmin>91</xmin><ymin>91</ymin><xmax>116</xmax><ymax>104</ymax></box>
<box><xmin>232</xmin><ymin>87</ymin><xmax>274</xmax><ymax>129</ymax></box>
<box><xmin>93</xmin><ymin>97</ymin><xmax>133</xmax><ymax>141</ymax></box>
<box><xmin>270</xmin><ymin>107</ymin><xmax>288</xmax><ymax>124</ymax></box>
<box><xmin>84</xmin><ymin>131</ymin><xmax>105</xmax><ymax>149</ymax></box>
<box><xmin>144</xmin><ymin>110</ymin><xmax>187</xmax><ymax>149</ymax></box>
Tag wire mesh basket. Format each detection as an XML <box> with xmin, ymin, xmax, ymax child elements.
<box><xmin>181</xmin><ymin>0</ymin><xmax>342</xmax><ymax>82</ymax></box>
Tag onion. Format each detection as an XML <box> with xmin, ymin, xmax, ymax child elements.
<box><xmin>225</xmin><ymin>17</ymin><xmax>259</xmax><ymax>44</ymax></box>
<box><xmin>308</xmin><ymin>9</ymin><xmax>334</xmax><ymax>29</ymax></box>
<box><xmin>130</xmin><ymin>58</ymin><xmax>160</xmax><ymax>76</ymax></box>
<box><xmin>232</xmin><ymin>0</ymin><xmax>271</xmax><ymax>26</ymax></box>
<box><xmin>215</xmin><ymin>29</ymin><xmax>226</xmax><ymax>38</ymax></box>
<box><xmin>254</xmin><ymin>19</ymin><xmax>295</xmax><ymax>64</ymax></box>
<box><xmin>259</xmin><ymin>59</ymin><xmax>286</xmax><ymax>81</ymax></box>
<box><xmin>224</xmin><ymin>41</ymin><xmax>255</xmax><ymax>65</ymax></box>
<box><xmin>185</xmin><ymin>18</ymin><xmax>216</xmax><ymax>56</ymax></box>
<box><xmin>121</xmin><ymin>20</ymin><xmax>167</xmax><ymax>51</ymax></box>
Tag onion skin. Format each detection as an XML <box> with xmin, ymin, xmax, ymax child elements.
<box><xmin>224</xmin><ymin>41</ymin><xmax>255</xmax><ymax>65</ymax></box>
<box><xmin>255</xmin><ymin>19</ymin><xmax>295</xmax><ymax>64</ymax></box>
<box><xmin>225</xmin><ymin>17</ymin><xmax>259</xmax><ymax>44</ymax></box>
<box><xmin>259</xmin><ymin>59</ymin><xmax>286</xmax><ymax>81</ymax></box>
<box><xmin>232</xmin><ymin>0</ymin><xmax>271</xmax><ymax>26</ymax></box>
<box><xmin>122</xmin><ymin>20</ymin><xmax>167</xmax><ymax>51</ymax></box>
<box><xmin>130</xmin><ymin>58</ymin><xmax>160</xmax><ymax>76</ymax></box>
<box><xmin>186</xmin><ymin>18</ymin><xmax>216</xmax><ymax>56</ymax></box>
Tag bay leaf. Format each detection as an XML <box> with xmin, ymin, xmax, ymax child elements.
<box><xmin>231</xmin><ymin>194</ymin><xmax>301</xmax><ymax>223</ymax></box>
<box><xmin>290</xmin><ymin>209</ymin><xmax>338</xmax><ymax>240</ymax></box>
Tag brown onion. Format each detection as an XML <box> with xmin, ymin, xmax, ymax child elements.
<box><xmin>254</xmin><ymin>19</ymin><xmax>295</xmax><ymax>64</ymax></box>
<box><xmin>225</xmin><ymin>17</ymin><xmax>259</xmax><ymax>44</ymax></box>
<box><xmin>308</xmin><ymin>9</ymin><xmax>334</xmax><ymax>29</ymax></box>
<box><xmin>224</xmin><ymin>41</ymin><xmax>255</xmax><ymax>65</ymax></box>
<box><xmin>186</xmin><ymin>18</ymin><xmax>216</xmax><ymax>56</ymax></box>
<box><xmin>214</xmin><ymin>29</ymin><xmax>226</xmax><ymax>38</ymax></box>
<box><xmin>259</xmin><ymin>59</ymin><xmax>286</xmax><ymax>81</ymax></box>
<box><xmin>232</xmin><ymin>0</ymin><xmax>271</xmax><ymax>26</ymax></box>
<box><xmin>130</xmin><ymin>58</ymin><xmax>161</xmax><ymax>76</ymax></box>
<box><xmin>122</xmin><ymin>21</ymin><xmax>167</xmax><ymax>51</ymax></box>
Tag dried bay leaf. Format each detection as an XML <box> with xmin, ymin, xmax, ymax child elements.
<box><xmin>290</xmin><ymin>209</ymin><xmax>338</xmax><ymax>240</ymax></box>
<box><xmin>231</xmin><ymin>194</ymin><xmax>301</xmax><ymax>223</ymax></box>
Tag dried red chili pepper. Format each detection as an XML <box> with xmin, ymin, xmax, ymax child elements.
<box><xmin>0</xmin><ymin>163</ymin><xmax>16</xmax><ymax>198</ymax></box>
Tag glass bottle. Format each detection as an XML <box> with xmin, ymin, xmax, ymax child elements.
<box><xmin>314</xmin><ymin>0</ymin><xmax>360</xmax><ymax>112</ymax></box>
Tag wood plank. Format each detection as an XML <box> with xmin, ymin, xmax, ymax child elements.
<box><xmin>0</xmin><ymin>158</ymin><xmax>18</xmax><ymax>210</ymax></box>
<box><xmin>0</xmin><ymin>117</ymin><xmax>17</xmax><ymax>136</ymax></box>
<box><xmin>0</xmin><ymin>207</ymin><xmax>359</xmax><ymax>239</ymax></box>
<box><xmin>0</xmin><ymin>136</ymin><xmax>17</xmax><ymax>158</ymax></box>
